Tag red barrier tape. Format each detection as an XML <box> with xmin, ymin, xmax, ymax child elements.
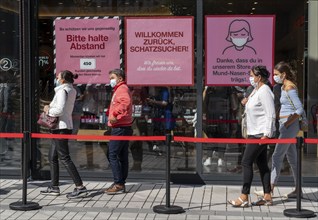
<box><xmin>0</xmin><ymin>133</ymin><xmax>23</xmax><ymax>138</ymax></box>
<box><xmin>31</xmin><ymin>133</ymin><xmax>165</xmax><ymax>141</ymax></box>
<box><xmin>0</xmin><ymin>132</ymin><xmax>317</xmax><ymax>144</ymax></box>
<box><xmin>304</xmin><ymin>138</ymin><xmax>318</xmax><ymax>144</ymax></box>
<box><xmin>174</xmin><ymin>136</ymin><xmax>297</xmax><ymax>144</ymax></box>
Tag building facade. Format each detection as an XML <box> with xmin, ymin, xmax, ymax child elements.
<box><xmin>0</xmin><ymin>0</ymin><xmax>317</xmax><ymax>185</ymax></box>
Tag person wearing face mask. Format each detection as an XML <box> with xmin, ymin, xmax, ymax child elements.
<box><xmin>104</xmin><ymin>69</ymin><xmax>133</xmax><ymax>195</ymax></box>
<box><xmin>255</xmin><ymin>61</ymin><xmax>304</xmax><ymax>199</ymax></box>
<box><xmin>40</xmin><ymin>70</ymin><xmax>88</xmax><ymax>199</ymax></box>
<box><xmin>228</xmin><ymin>65</ymin><xmax>275</xmax><ymax>207</ymax></box>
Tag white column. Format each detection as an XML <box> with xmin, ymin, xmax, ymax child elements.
<box><xmin>307</xmin><ymin>0</ymin><xmax>318</xmax><ymax>156</ymax></box>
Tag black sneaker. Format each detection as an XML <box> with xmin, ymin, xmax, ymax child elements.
<box><xmin>40</xmin><ymin>186</ymin><xmax>60</xmax><ymax>196</ymax></box>
<box><xmin>66</xmin><ymin>186</ymin><xmax>88</xmax><ymax>199</ymax></box>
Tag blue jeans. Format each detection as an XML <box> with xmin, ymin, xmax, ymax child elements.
<box><xmin>271</xmin><ymin>118</ymin><xmax>299</xmax><ymax>186</ymax></box>
<box><xmin>108</xmin><ymin>126</ymin><xmax>133</xmax><ymax>184</ymax></box>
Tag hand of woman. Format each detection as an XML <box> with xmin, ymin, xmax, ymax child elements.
<box><xmin>43</xmin><ymin>105</ymin><xmax>50</xmax><ymax>114</ymax></box>
<box><xmin>241</xmin><ymin>98</ymin><xmax>248</xmax><ymax>106</ymax></box>
<box><xmin>260</xmin><ymin>135</ymin><xmax>269</xmax><ymax>145</ymax></box>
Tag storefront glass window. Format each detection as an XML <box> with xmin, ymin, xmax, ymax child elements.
<box><xmin>1</xmin><ymin>0</ymin><xmax>316</xmax><ymax>183</ymax></box>
<box><xmin>35</xmin><ymin>0</ymin><xmax>197</xmax><ymax>177</ymax></box>
<box><xmin>0</xmin><ymin>3</ymin><xmax>21</xmax><ymax>170</ymax></box>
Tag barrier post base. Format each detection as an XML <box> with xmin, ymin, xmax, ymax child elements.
<box><xmin>9</xmin><ymin>201</ymin><xmax>42</xmax><ymax>211</ymax></box>
<box><xmin>153</xmin><ymin>205</ymin><xmax>184</xmax><ymax>214</ymax></box>
<box><xmin>284</xmin><ymin>209</ymin><xmax>316</xmax><ymax>218</ymax></box>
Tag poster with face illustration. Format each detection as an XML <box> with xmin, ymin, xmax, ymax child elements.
<box><xmin>205</xmin><ymin>15</ymin><xmax>275</xmax><ymax>86</ymax></box>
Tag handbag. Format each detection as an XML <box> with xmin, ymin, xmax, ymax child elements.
<box><xmin>241</xmin><ymin>111</ymin><xmax>248</xmax><ymax>139</ymax></box>
<box><xmin>37</xmin><ymin>112</ymin><xmax>59</xmax><ymax>129</ymax></box>
<box><xmin>285</xmin><ymin>91</ymin><xmax>308</xmax><ymax>132</ymax></box>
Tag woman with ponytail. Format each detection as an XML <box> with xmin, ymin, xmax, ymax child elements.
<box><xmin>40</xmin><ymin>70</ymin><xmax>88</xmax><ymax>199</ymax></box>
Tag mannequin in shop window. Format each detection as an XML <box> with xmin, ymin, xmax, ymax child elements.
<box><xmin>79</xmin><ymin>85</ymin><xmax>107</xmax><ymax>169</ymax></box>
<box><xmin>203</xmin><ymin>86</ymin><xmax>231</xmax><ymax>167</ymax></box>
<box><xmin>129</xmin><ymin>87</ymin><xmax>150</xmax><ymax>171</ymax></box>
<box><xmin>146</xmin><ymin>87</ymin><xmax>175</xmax><ymax>155</ymax></box>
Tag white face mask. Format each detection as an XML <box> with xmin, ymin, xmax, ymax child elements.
<box><xmin>54</xmin><ymin>78</ymin><xmax>62</xmax><ymax>87</ymax></box>
<box><xmin>110</xmin><ymin>79</ymin><xmax>117</xmax><ymax>88</ymax></box>
<box><xmin>273</xmin><ymin>75</ymin><xmax>283</xmax><ymax>84</ymax></box>
<box><xmin>231</xmin><ymin>37</ymin><xmax>248</xmax><ymax>47</ymax></box>
<box><xmin>249</xmin><ymin>77</ymin><xmax>257</xmax><ymax>88</ymax></box>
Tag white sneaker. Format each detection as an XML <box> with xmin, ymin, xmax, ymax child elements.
<box><xmin>217</xmin><ymin>158</ymin><xmax>224</xmax><ymax>167</ymax></box>
<box><xmin>203</xmin><ymin>157</ymin><xmax>212</xmax><ymax>166</ymax></box>
<box><xmin>153</xmin><ymin>145</ymin><xmax>160</xmax><ymax>151</ymax></box>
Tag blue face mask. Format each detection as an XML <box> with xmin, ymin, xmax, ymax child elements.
<box><xmin>274</xmin><ymin>75</ymin><xmax>283</xmax><ymax>84</ymax></box>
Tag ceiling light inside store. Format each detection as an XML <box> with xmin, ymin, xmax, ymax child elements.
<box><xmin>254</xmin><ymin>1</ymin><xmax>258</xmax><ymax>4</ymax></box>
<box><xmin>227</xmin><ymin>2</ymin><xmax>233</xmax><ymax>5</ymax></box>
<box><xmin>252</xmin><ymin>8</ymin><xmax>256</xmax><ymax>10</ymax></box>
<box><xmin>227</xmin><ymin>10</ymin><xmax>232</xmax><ymax>13</ymax></box>
<box><xmin>58</xmin><ymin>2</ymin><xmax>63</xmax><ymax>5</ymax></box>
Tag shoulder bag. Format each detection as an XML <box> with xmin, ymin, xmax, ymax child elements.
<box><xmin>37</xmin><ymin>112</ymin><xmax>59</xmax><ymax>129</ymax></box>
<box><xmin>37</xmin><ymin>89</ymin><xmax>68</xmax><ymax>130</ymax></box>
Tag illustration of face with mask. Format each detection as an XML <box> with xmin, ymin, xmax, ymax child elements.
<box><xmin>223</xmin><ymin>19</ymin><xmax>256</xmax><ymax>55</ymax></box>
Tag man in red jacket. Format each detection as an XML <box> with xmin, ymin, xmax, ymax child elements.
<box><xmin>105</xmin><ymin>69</ymin><xmax>133</xmax><ymax>194</ymax></box>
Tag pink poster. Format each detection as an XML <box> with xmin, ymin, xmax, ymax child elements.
<box><xmin>54</xmin><ymin>17</ymin><xmax>121</xmax><ymax>84</ymax></box>
<box><xmin>205</xmin><ymin>15</ymin><xmax>275</xmax><ymax>86</ymax></box>
<box><xmin>125</xmin><ymin>17</ymin><xmax>194</xmax><ymax>86</ymax></box>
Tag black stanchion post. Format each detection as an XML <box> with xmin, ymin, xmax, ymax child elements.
<box><xmin>9</xmin><ymin>0</ymin><xmax>41</xmax><ymax>211</ymax></box>
<box><xmin>9</xmin><ymin>132</ymin><xmax>41</xmax><ymax>211</ymax></box>
<box><xmin>153</xmin><ymin>133</ymin><xmax>184</xmax><ymax>214</ymax></box>
<box><xmin>283</xmin><ymin>137</ymin><xmax>315</xmax><ymax>218</ymax></box>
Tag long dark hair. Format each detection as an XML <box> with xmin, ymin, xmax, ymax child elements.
<box><xmin>274</xmin><ymin>61</ymin><xmax>297</xmax><ymax>84</ymax></box>
<box><xmin>60</xmin><ymin>70</ymin><xmax>78</xmax><ymax>84</ymax></box>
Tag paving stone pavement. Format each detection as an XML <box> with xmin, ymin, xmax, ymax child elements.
<box><xmin>0</xmin><ymin>179</ymin><xmax>317</xmax><ymax>220</ymax></box>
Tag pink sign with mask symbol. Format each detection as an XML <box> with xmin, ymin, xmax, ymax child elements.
<box><xmin>205</xmin><ymin>15</ymin><xmax>275</xmax><ymax>86</ymax></box>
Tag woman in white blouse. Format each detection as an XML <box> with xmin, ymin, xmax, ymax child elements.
<box><xmin>228</xmin><ymin>66</ymin><xmax>276</xmax><ymax>207</ymax></box>
<box><xmin>40</xmin><ymin>70</ymin><xmax>88</xmax><ymax>199</ymax></box>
